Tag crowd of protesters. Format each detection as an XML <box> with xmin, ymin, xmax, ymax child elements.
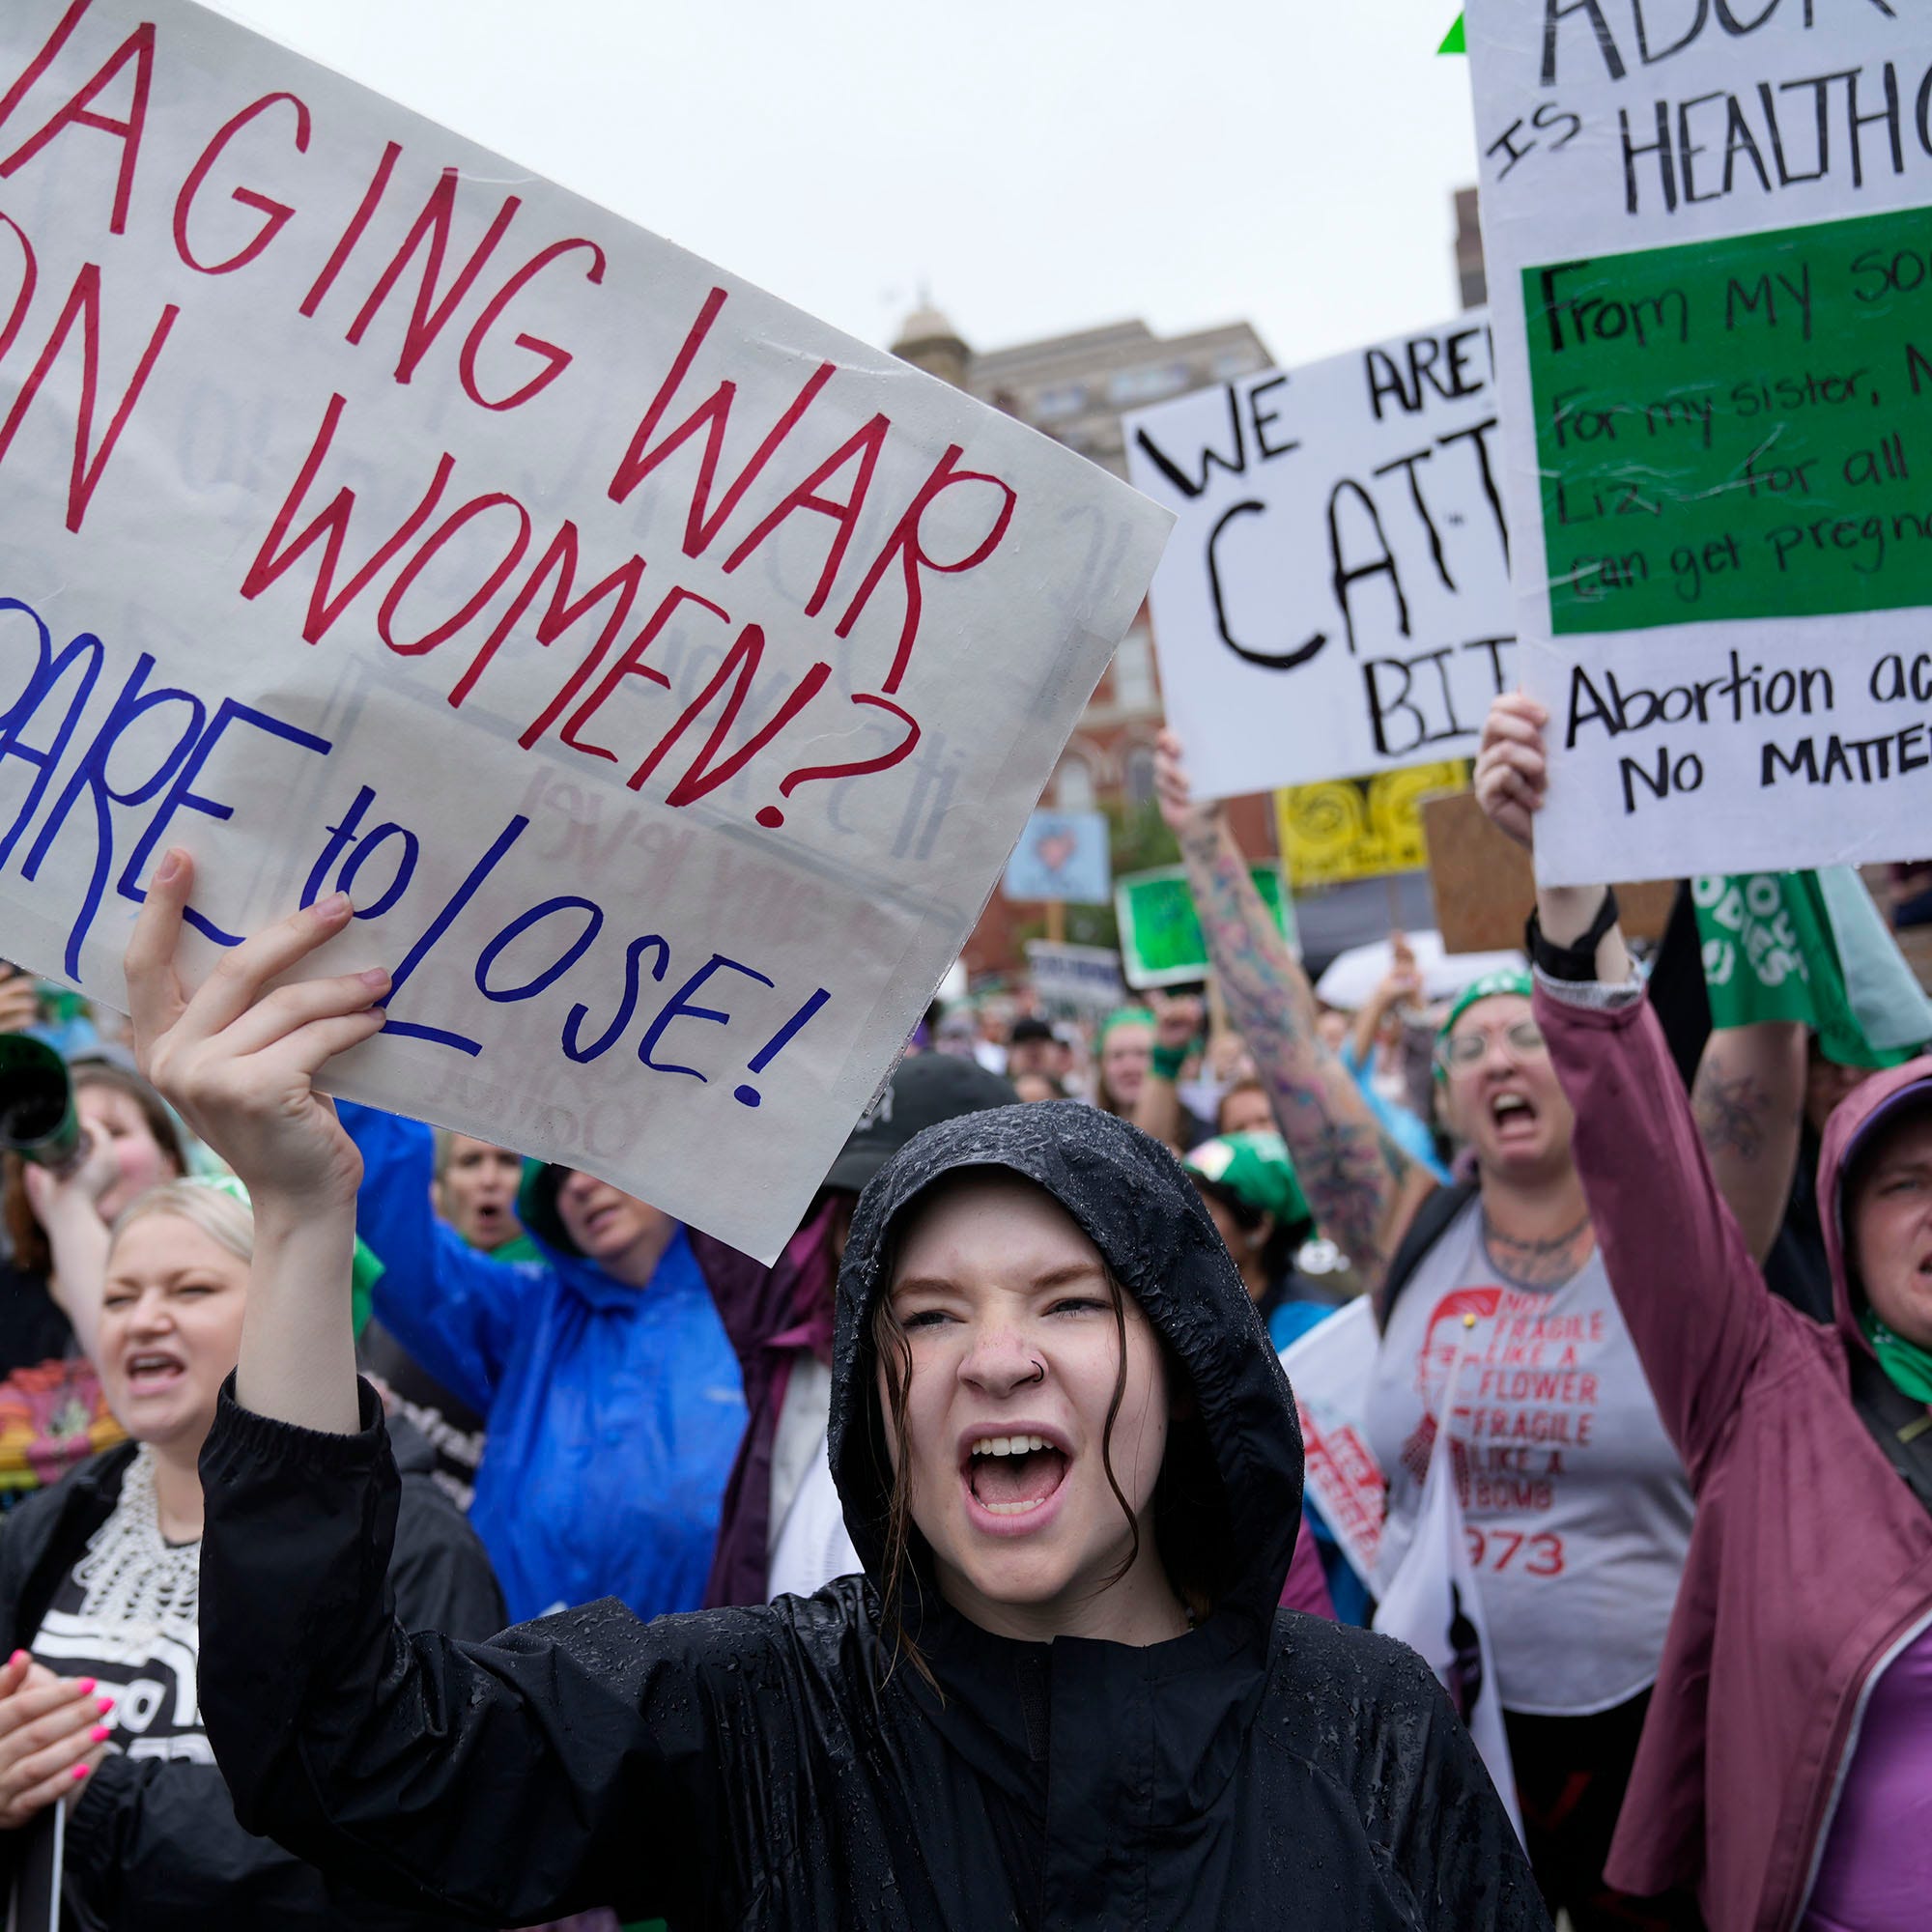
<box><xmin>0</xmin><ymin>686</ymin><xmax>1928</xmax><ymax>1928</ymax></box>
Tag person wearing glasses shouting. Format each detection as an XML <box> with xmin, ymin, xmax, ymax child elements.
<box><xmin>1154</xmin><ymin>729</ymin><xmax>1803</xmax><ymax>1932</ymax></box>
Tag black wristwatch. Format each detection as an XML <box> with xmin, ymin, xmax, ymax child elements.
<box><xmin>1525</xmin><ymin>887</ymin><xmax>1619</xmax><ymax>982</ymax></box>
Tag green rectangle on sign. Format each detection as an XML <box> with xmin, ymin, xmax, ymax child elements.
<box><xmin>1115</xmin><ymin>865</ymin><xmax>1295</xmax><ymax>989</ymax></box>
<box><xmin>1524</xmin><ymin>205</ymin><xmax>1932</xmax><ymax>635</ymax></box>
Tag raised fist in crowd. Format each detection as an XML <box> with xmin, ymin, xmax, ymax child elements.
<box><xmin>1472</xmin><ymin>692</ymin><xmax>1550</xmax><ymax>850</ymax></box>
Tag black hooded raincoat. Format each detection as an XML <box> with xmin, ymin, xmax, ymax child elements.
<box><xmin>197</xmin><ymin>1103</ymin><xmax>1547</xmax><ymax>1929</ymax></box>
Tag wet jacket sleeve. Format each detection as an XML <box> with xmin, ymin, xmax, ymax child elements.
<box><xmin>389</xmin><ymin>1471</ymin><xmax>507</xmax><ymax>1643</ymax></box>
<box><xmin>338</xmin><ymin>1102</ymin><xmax>527</xmax><ymax>1417</ymax></box>
<box><xmin>1537</xmin><ymin>980</ymin><xmax>1773</xmax><ymax>1481</ymax></box>
<box><xmin>1379</xmin><ymin>1649</ymin><xmax>1550</xmax><ymax>1930</ymax></box>
<box><xmin>197</xmin><ymin>1378</ymin><xmax>743</xmax><ymax>1927</ymax></box>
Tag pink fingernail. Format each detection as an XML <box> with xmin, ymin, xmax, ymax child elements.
<box><xmin>7</xmin><ymin>1651</ymin><xmax>24</xmax><ymax>1668</ymax></box>
<box><xmin>71</xmin><ymin>1764</ymin><xmax>88</xmax><ymax>1781</ymax></box>
<box><xmin>74</xmin><ymin>1679</ymin><xmax>95</xmax><ymax>1695</ymax></box>
<box><xmin>89</xmin><ymin>1725</ymin><xmax>110</xmax><ymax>1744</ymax></box>
<box><xmin>96</xmin><ymin>1698</ymin><xmax>112</xmax><ymax>1717</ymax></box>
<box><xmin>155</xmin><ymin>849</ymin><xmax>184</xmax><ymax>886</ymax></box>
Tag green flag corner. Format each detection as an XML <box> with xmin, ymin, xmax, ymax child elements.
<box><xmin>1438</xmin><ymin>14</ymin><xmax>1466</xmax><ymax>54</ymax></box>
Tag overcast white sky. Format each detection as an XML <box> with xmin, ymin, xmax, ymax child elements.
<box><xmin>210</xmin><ymin>0</ymin><xmax>1481</xmax><ymax>371</ymax></box>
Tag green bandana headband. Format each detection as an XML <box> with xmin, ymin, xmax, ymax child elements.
<box><xmin>1100</xmin><ymin>1007</ymin><xmax>1156</xmax><ymax>1043</ymax></box>
<box><xmin>1435</xmin><ymin>967</ymin><xmax>1536</xmax><ymax>1078</ymax></box>
<box><xmin>1861</xmin><ymin>1308</ymin><xmax>1932</xmax><ymax>1406</ymax></box>
<box><xmin>186</xmin><ymin>1173</ymin><xmax>384</xmax><ymax>1342</ymax></box>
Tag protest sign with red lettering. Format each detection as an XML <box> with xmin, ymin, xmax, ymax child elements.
<box><xmin>1279</xmin><ymin>1298</ymin><xmax>1384</xmax><ymax>1589</ymax></box>
<box><xmin>1122</xmin><ymin>320</ymin><xmax>1513</xmax><ymax>800</ymax></box>
<box><xmin>0</xmin><ymin>0</ymin><xmax>1170</xmax><ymax>1261</ymax></box>
<box><xmin>1467</xmin><ymin>0</ymin><xmax>1932</xmax><ymax>882</ymax></box>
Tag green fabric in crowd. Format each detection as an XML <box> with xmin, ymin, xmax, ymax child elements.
<box><xmin>1692</xmin><ymin>871</ymin><xmax>1920</xmax><ymax>1070</ymax></box>
<box><xmin>1862</xmin><ymin>1308</ymin><xmax>1932</xmax><ymax>1406</ymax></box>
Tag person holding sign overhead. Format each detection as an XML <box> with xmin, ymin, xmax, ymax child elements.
<box><xmin>116</xmin><ymin>853</ymin><xmax>1548</xmax><ymax>1932</ymax></box>
<box><xmin>1476</xmin><ymin>692</ymin><xmax>1932</xmax><ymax>1932</ymax></box>
<box><xmin>1154</xmin><ymin>728</ymin><xmax>1723</xmax><ymax>1930</ymax></box>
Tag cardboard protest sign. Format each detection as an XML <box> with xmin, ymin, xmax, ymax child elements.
<box><xmin>1122</xmin><ymin>320</ymin><xmax>1514</xmax><ymax>800</ymax></box>
<box><xmin>0</xmin><ymin>0</ymin><xmax>1171</xmax><ymax>1262</ymax></box>
<box><xmin>1022</xmin><ymin>939</ymin><xmax>1125</xmax><ymax>1011</ymax></box>
<box><xmin>1002</xmin><ymin>810</ymin><xmax>1111</xmax><ymax>905</ymax></box>
<box><xmin>1466</xmin><ymin>2</ymin><xmax>1932</xmax><ymax>883</ymax></box>
<box><xmin>1274</xmin><ymin>760</ymin><xmax>1468</xmax><ymax>890</ymax></box>
<box><xmin>1115</xmin><ymin>864</ymin><xmax>1295</xmax><ymax>989</ymax></box>
<box><xmin>1421</xmin><ymin>791</ymin><xmax>1677</xmax><ymax>954</ymax></box>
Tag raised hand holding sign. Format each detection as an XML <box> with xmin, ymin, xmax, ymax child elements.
<box><xmin>0</xmin><ymin>0</ymin><xmax>1170</xmax><ymax>1261</ymax></box>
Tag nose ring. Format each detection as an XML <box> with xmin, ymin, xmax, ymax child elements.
<box><xmin>1023</xmin><ymin>1359</ymin><xmax>1045</xmax><ymax>1386</ymax></box>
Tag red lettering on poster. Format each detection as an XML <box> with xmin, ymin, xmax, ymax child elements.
<box><xmin>556</xmin><ymin>583</ymin><xmax>725</xmax><ymax>762</ymax></box>
<box><xmin>173</xmin><ymin>93</ymin><xmax>312</xmax><ymax>277</ymax></box>
<box><xmin>344</xmin><ymin>166</ymin><xmax>522</xmax><ymax>385</ymax></box>
<box><xmin>721</xmin><ymin>413</ymin><xmax>890</xmax><ymax>614</ymax></box>
<box><xmin>0</xmin><ymin>14</ymin><xmax>153</xmax><ymax>237</ymax></box>
<box><xmin>452</xmin><ymin>523</ymin><xmax>645</xmax><ymax>716</ymax></box>
<box><xmin>834</xmin><ymin>443</ymin><xmax>1016</xmax><ymax>694</ymax></box>
<box><xmin>457</xmin><ymin>237</ymin><xmax>605</xmax><ymax>412</ymax></box>
<box><xmin>0</xmin><ymin>261</ymin><xmax>178</xmax><ymax>532</ymax></box>
<box><xmin>607</xmin><ymin>285</ymin><xmax>838</xmax><ymax>560</ymax></box>
<box><xmin>379</xmin><ymin>495</ymin><xmax>533</xmax><ymax>655</ymax></box>
<box><xmin>241</xmin><ymin>391</ymin><xmax>455</xmax><ymax>641</ymax></box>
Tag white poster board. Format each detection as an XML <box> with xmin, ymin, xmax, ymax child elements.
<box><xmin>1022</xmin><ymin>940</ymin><xmax>1125</xmax><ymax>1011</ymax></box>
<box><xmin>1467</xmin><ymin>1</ymin><xmax>1932</xmax><ymax>883</ymax></box>
<box><xmin>1280</xmin><ymin>1298</ymin><xmax>1384</xmax><ymax>1589</ymax></box>
<box><xmin>1124</xmin><ymin>320</ymin><xmax>1514</xmax><ymax>800</ymax></box>
<box><xmin>0</xmin><ymin>0</ymin><xmax>1170</xmax><ymax>1262</ymax></box>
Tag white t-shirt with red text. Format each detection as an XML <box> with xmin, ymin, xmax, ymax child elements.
<box><xmin>1365</xmin><ymin>1198</ymin><xmax>1693</xmax><ymax>1717</ymax></box>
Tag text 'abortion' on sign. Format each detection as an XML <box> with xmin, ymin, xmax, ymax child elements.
<box><xmin>1467</xmin><ymin>0</ymin><xmax>1932</xmax><ymax>884</ymax></box>
<box><xmin>0</xmin><ymin>0</ymin><xmax>1170</xmax><ymax>1262</ymax></box>
<box><xmin>1123</xmin><ymin>319</ymin><xmax>1515</xmax><ymax>803</ymax></box>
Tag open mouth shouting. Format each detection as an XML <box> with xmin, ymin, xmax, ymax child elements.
<box><xmin>123</xmin><ymin>1349</ymin><xmax>186</xmax><ymax>1395</ymax></box>
<box><xmin>960</xmin><ymin>1427</ymin><xmax>1072</xmax><ymax>1535</ymax></box>
<box><xmin>1489</xmin><ymin>1091</ymin><xmax>1540</xmax><ymax>1143</ymax></box>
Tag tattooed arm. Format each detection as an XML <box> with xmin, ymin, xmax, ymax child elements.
<box><xmin>1690</xmin><ymin>1021</ymin><xmax>1806</xmax><ymax>1267</ymax></box>
<box><xmin>1154</xmin><ymin>734</ymin><xmax>1429</xmax><ymax>1296</ymax></box>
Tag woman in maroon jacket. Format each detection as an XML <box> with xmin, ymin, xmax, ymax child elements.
<box><xmin>1477</xmin><ymin>693</ymin><xmax>1932</xmax><ymax>1932</ymax></box>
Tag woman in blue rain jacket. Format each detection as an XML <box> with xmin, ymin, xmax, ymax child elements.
<box><xmin>339</xmin><ymin>1102</ymin><xmax>747</xmax><ymax>1623</ymax></box>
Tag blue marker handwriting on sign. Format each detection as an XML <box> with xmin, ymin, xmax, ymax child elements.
<box><xmin>0</xmin><ymin>591</ymin><xmax>833</xmax><ymax>1109</ymax></box>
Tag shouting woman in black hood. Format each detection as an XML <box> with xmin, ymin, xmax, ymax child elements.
<box><xmin>136</xmin><ymin>863</ymin><xmax>1545</xmax><ymax>1930</ymax></box>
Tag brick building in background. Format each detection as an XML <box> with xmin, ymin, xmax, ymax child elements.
<box><xmin>891</xmin><ymin>306</ymin><xmax>1280</xmax><ymax>980</ymax></box>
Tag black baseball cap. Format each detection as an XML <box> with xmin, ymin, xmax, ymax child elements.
<box><xmin>822</xmin><ymin>1054</ymin><xmax>1017</xmax><ymax>1196</ymax></box>
<box><xmin>1009</xmin><ymin>1015</ymin><xmax>1056</xmax><ymax>1046</ymax></box>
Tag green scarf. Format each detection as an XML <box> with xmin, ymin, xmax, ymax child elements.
<box><xmin>1861</xmin><ymin>1308</ymin><xmax>1932</xmax><ymax>1406</ymax></box>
